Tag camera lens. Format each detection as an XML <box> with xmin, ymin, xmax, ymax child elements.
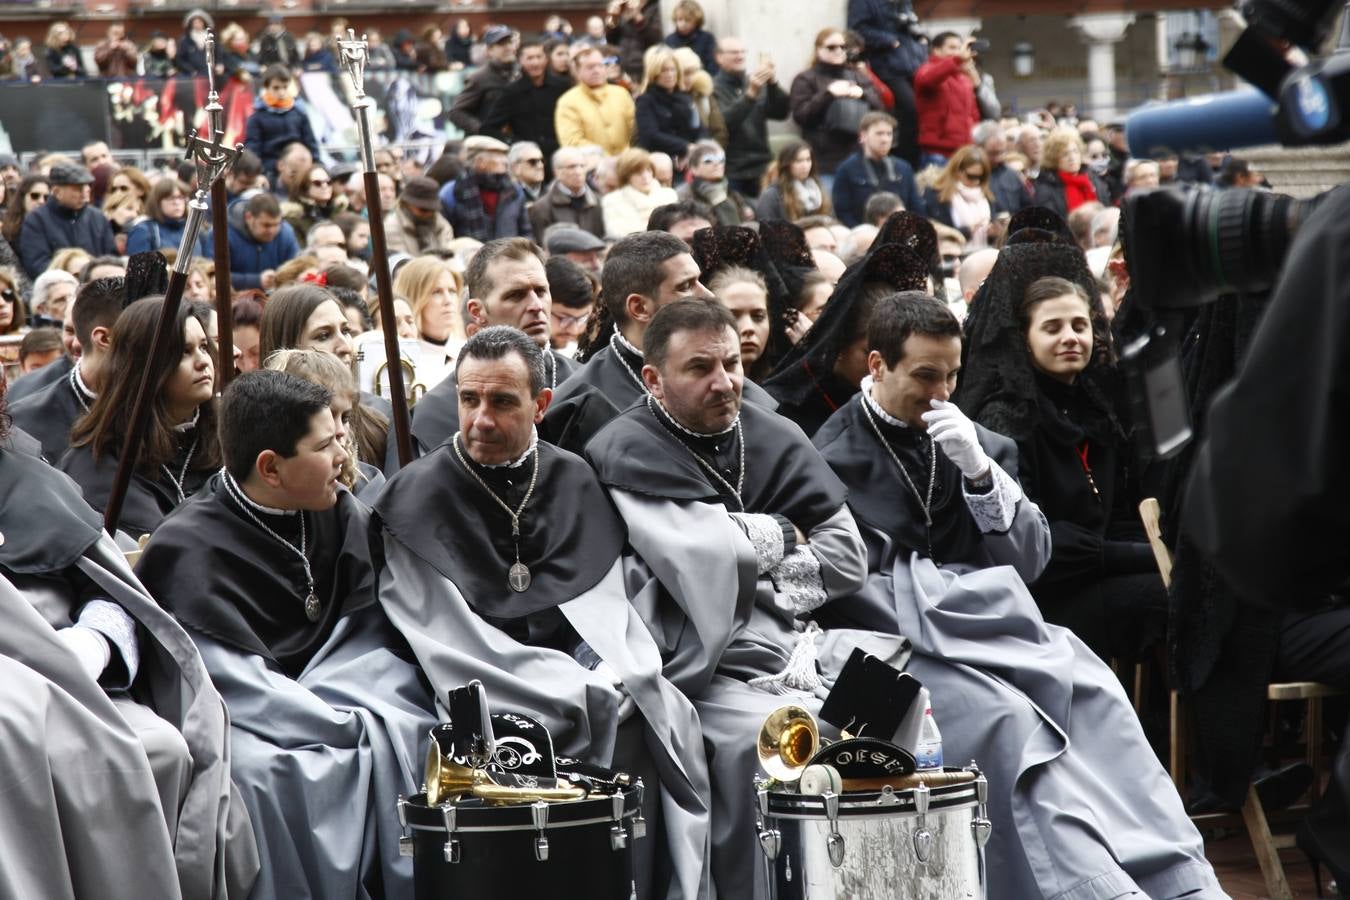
<box><xmin>1240</xmin><ymin>0</ymin><xmax>1342</xmax><ymax>52</ymax></box>
<box><xmin>1122</xmin><ymin>186</ymin><xmax>1324</xmax><ymax>310</ymax></box>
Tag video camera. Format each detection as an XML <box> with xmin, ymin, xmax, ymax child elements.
<box><xmin>1115</xmin><ymin>0</ymin><xmax>1347</xmax><ymax>458</ymax></box>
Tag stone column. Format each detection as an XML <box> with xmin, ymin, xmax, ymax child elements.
<box><xmin>1070</xmin><ymin>13</ymin><xmax>1136</xmax><ymax>120</ymax></box>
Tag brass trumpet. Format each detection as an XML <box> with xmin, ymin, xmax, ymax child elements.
<box><xmin>372</xmin><ymin>357</ymin><xmax>426</xmax><ymax>406</ymax></box>
<box><xmin>424</xmin><ymin>739</ymin><xmax>587</xmax><ymax>806</ymax></box>
<box><xmin>757</xmin><ymin>705</ymin><xmax>821</xmax><ymax>781</ymax></box>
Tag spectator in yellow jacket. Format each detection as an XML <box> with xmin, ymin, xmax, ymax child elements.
<box><xmin>555</xmin><ymin>46</ymin><xmax>636</xmax><ymax>156</ymax></box>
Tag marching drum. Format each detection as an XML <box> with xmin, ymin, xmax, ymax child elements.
<box><xmin>399</xmin><ymin>781</ymin><xmax>645</xmax><ymax>900</ymax></box>
<box><xmin>756</xmin><ymin>767</ymin><xmax>991</xmax><ymax>900</ymax></box>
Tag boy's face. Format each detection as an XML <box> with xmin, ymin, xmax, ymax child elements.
<box><xmin>271</xmin><ymin>409</ymin><xmax>348</xmax><ymax>510</ymax></box>
<box><xmin>265</xmin><ymin>78</ymin><xmax>289</xmax><ymax>95</ymax></box>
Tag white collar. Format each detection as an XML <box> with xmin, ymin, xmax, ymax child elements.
<box><xmin>648</xmin><ymin>394</ymin><xmax>739</xmax><ymax>439</ymax></box>
<box><xmin>222</xmin><ymin>469</ymin><xmax>300</xmax><ymax>516</ymax></box>
<box><xmin>861</xmin><ymin>375</ymin><xmax>909</xmax><ymax>428</ymax></box>
<box><xmin>613</xmin><ymin>326</ymin><xmax>643</xmax><ymax>358</ymax></box>
<box><xmin>71</xmin><ymin>360</ymin><xmax>97</xmax><ymax>401</ymax></box>
<box><xmin>172</xmin><ymin>407</ymin><xmax>201</xmax><ymax>432</ymax></box>
<box><xmin>478</xmin><ymin>428</ymin><xmax>539</xmax><ymax>469</ymax></box>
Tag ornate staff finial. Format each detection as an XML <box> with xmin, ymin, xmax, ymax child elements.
<box><xmin>338</xmin><ymin>29</ymin><xmax>370</xmax><ymax>102</ymax></box>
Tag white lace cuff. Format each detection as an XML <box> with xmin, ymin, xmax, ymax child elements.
<box><xmin>730</xmin><ymin>512</ymin><xmax>788</xmax><ymax>575</ymax></box>
<box><xmin>76</xmin><ymin>599</ymin><xmax>140</xmax><ymax>688</ymax></box>
<box><xmin>963</xmin><ymin>463</ymin><xmax>1022</xmax><ymax>535</ymax></box>
<box><xmin>770</xmin><ymin>546</ymin><xmax>829</xmax><ymax>615</ymax></box>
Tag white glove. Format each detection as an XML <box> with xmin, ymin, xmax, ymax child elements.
<box><xmin>56</xmin><ymin>627</ymin><xmax>111</xmax><ymax>682</ymax></box>
<box><xmin>922</xmin><ymin>399</ymin><xmax>991</xmax><ymax>481</ymax></box>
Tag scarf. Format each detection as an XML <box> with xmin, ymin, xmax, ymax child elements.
<box><xmin>792</xmin><ymin>178</ymin><xmax>823</xmax><ymax>216</ymax></box>
<box><xmin>1059</xmin><ymin>169</ymin><xmax>1097</xmax><ymax>211</ymax></box>
<box><xmin>949</xmin><ymin>183</ymin><xmax>991</xmax><ymax>247</ymax></box>
<box><xmin>262</xmin><ymin>89</ymin><xmax>295</xmax><ymax>111</ymax></box>
<box><xmin>695</xmin><ymin>178</ymin><xmax>729</xmax><ymax>208</ymax></box>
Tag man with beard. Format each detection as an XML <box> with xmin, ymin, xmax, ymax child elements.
<box><xmin>585</xmin><ymin>300</ymin><xmax>909</xmax><ymax>899</ymax></box>
<box><xmin>392</xmin><ymin>238</ymin><xmax>577</xmax><ymax>469</ymax></box>
<box><xmin>543</xmin><ymin>231</ymin><xmax>776</xmax><ymax>453</ymax></box>
<box><xmin>812</xmin><ymin>292</ymin><xmax>1224</xmax><ymax>900</ymax></box>
<box><xmin>373</xmin><ymin>326</ymin><xmax>713</xmax><ymax>899</ymax></box>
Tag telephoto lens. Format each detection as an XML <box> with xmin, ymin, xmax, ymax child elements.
<box><xmin>1121</xmin><ymin>185</ymin><xmax>1326</xmax><ymax>311</ymax></box>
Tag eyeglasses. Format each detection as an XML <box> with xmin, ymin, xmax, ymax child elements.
<box><xmin>310</xmin><ymin>178</ymin><xmax>331</xmax><ymax>186</ymax></box>
<box><xmin>961</xmin><ymin>169</ymin><xmax>986</xmax><ymax>180</ymax></box>
<box><xmin>521</xmin><ymin>159</ymin><xmax>545</xmax><ymax>167</ymax></box>
<box><xmin>698</xmin><ymin>154</ymin><xmax>726</xmax><ymax>165</ymax></box>
<box><xmin>821</xmin><ymin>43</ymin><xmax>847</xmax><ymax>51</ymax></box>
<box><xmin>28</xmin><ymin>191</ymin><xmax>48</xmax><ymax>201</ymax></box>
<box><xmin>1086</xmin><ymin>152</ymin><xmax>1108</xmax><ymax>160</ymax></box>
<box><xmin>552</xmin><ymin>310</ymin><xmax>591</xmax><ymax>327</ymax></box>
<box><xmin>0</xmin><ymin>288</ymin><xmax>16</xmax><ymax>305</ymax></box>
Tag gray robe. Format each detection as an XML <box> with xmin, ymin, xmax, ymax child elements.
<box><xmin>815</xmin><ymin>395</ymin><xmax>1225</xmax><ymax>900</ymax></box>
<box><xmin>612</xmin><ymin>494</ymin><xmax>910</xmax><ymax>900</ymax></box>
<box><xmin>190</xmin><ymin>604</ymin><xmax>434</xmax><ymax>899</ymax></box>
<box><xmin>8</xmin><ymin>535</ymin><xmax>259</xmax><ymax>900</ymax></box>
<box><xmin>377</xmin><ymin>543</ymin><xmax>714</xmax><ymax>900</ymax></box>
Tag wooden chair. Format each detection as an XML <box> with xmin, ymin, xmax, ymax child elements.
<box><xmin>1139</xmin><ymin>498</ymin><xmax>1344</xmax><ymax>900</ymax></box>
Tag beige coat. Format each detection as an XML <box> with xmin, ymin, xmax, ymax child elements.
<box><xmin>383</xmin><ymin>204</ymin><xmax>454</xmax><ymax>257</ymax></box>
<box><xmin>555</xmin><ymin>83</ymin><xmax>637</xmax><ymax>156</ymax></box>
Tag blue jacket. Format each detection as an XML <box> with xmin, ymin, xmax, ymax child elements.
<box><xmin>831</xmin><ymin>151</ymin><xmax>922</xmax><ymax>227</ymax></box>
<box><xmin>243</xmin><ymin>98</ymin><xmax>320</xmax><ymax>185</ymax></box>
<box><xmin>438</xmin><ymin>178</ymin><xmax>533</xmax><ymax>243</ymax></box>
<box><xmin>847</xmin><ymin>0</ymin><xmax>927</xmax><ymax>83</ymax></box>
<box><xmin>125</xmin><ymin>216</ymin><xmax>213</xmax><ymax>259</ymax></box>
<box><xmin>226</xmin><ymin>201</ymin><xmax>300</xmax><ymax>289</ymax></box>
<box><xmin>664</xmin><ymin>29</ymin><xmax>719</xmax><ymax>75</ymax></box>
<box><xmin>18</xmin><ymin>198</ymin><xmax>117</xmax><ymax>279</ymax></box>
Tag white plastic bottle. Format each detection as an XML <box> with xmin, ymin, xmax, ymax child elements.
<box><xmin>914</xmin><ymin>702</ymin><xmax>944</xmax><ymax>770</ymax></box>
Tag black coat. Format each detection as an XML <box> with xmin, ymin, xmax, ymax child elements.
<box><xmin>635</xmin><ymin>87</ymin><xmax>704</xmax><ymax>158</ymax></box>
<box><xmin>1029</xmin><ymin>169</ymin><xmax>1110</xmax><ymax>221</ymax></box>
<box><xmin>713</xmin><ymin>71</ymin><xmax>790</xmax><ymax>184</ymax></box>
<box><xmin>789</xmin><ymin>63</ymin><xmax>884</xmax><ymax>175</ymax></box>
<box><xmin>481</xmin><ymin>74</ymin><xmax>570</xmax><ymax>161</ymax></box>
<box><xmin>44</xmin><ymin>43</ymin><xmax>86</xmax><ymax>79</ymax></box>
<box><xmin>18</xmin><ymin>199</ymin><xmax>117</xmax><ymax>279</ymax></box>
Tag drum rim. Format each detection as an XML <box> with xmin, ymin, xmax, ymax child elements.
<box><xmin>764</xmin><ymin>783</ymin><xmax>978</xmax><ymax>819</ymax></box>
<box><xmin>403</xmin><ymin>790</ymin><xmax>640</xmax><ymax>832</ymax></box>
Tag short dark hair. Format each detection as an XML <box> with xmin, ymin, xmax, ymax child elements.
<box><xmin>867</xmin><ymin>291</ymin><xmax>961</xmax><ymax>367</ymax></box>
<box><xmin>456</xmin><ymin>325</ymin><xmax>546</xmax><ymax>396</ymax></box>
<box><xmin>233</xmin><ymin>148</ymin><xmax>263</xmax><ymax>179</ymax></box>
<box><xmin>323</xmin><ymin>264</ymin><xmax>366</xmax><ymax>294</ymax></box>
<box><xmin>859</xmin><ymin>111</ymin><xmax>897</xmax><ymax>133</ymax></box>
<box><xmin>262</xmin><ymin>64</ymin><xmax>291</xmax><ymax>85</ymax></box>
<box><xmin>931</xmin><ymin>31</ymin><xmax>960</xmax><ymax>49</ymax></box>
<box><xmin>72</xmin><ymin>277</ymin><xmax>125</xmax><ymax>348</ymax></box>
<box><xmin>601</xmin><ymin>231</ymin><xmax>690</xmax><ymax>325</ymax></box>
<box><xmin>644</xmin><ymin>298</ymin><xmax>735</xmax><ymax>372</ymax></box>
<box><xmin>1019</xmin><ymin>276</ymin><xmax>1091</xmax><ymax>331</ymax></box>
<box><xmin>220</xmin><ymin>369</ymin><xmax>333</xmax><ymax>482</ymax></box>
<box><xmin>18</xmin><ymin>327</ymin><xmax>62</xmax><ymax>364</ymax></box>
<box><xmin>464</xmin><ymin>237</ymin><xmax>544</xmax><ymax>301</ymax></box>
<box><xmin>245</xmin><ymin>192</ymin><xmax>281</xmax><ymax>218</ymax></box>
<box><xmin>646</xmin><ymin>200</ymin><xmax>713</xmax><ymax>234</ymax></box>
<box><xmin>545</xmin><ymin>255</ymin><xmax>597</xmax><ymax>310</ymax></box>
<box><xmin>78</xmin><ymin>256</ymin><xmax>125</xmax><ymax>284</ymax></box>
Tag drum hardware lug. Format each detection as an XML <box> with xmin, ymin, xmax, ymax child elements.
<box><xmin>532</xmin><ymin>800</ymin><xmax>551</xmax><ymax>861</ymax></box>
<box><xmin>632</xmin><ymin>780</ymin><xmax>647</xmax><ymax>839</ymax></box>
<box><xmin>757</xmin><ymin>787</ymin><xmax>771</xmax><ymax>818</ymax></box>
<box><xmin>973</xmin><ymin>771</ymin><xmax>991</xmax><ymax>848</ymax></box>
<box><xmin>610</xmin><ymin>824</ymin><xmax>629</xmax><ymax>851</ymax></box>
<box><xmin>397</xmin><ymin>795</ymin><xmax>409</xmax><ymax>828</ymax></box>
<box><xmin>822</xmin><ymin>790</ymin><xmax>846</xmax><ymax>868</ymax></box>
<box><xmin>971</xmin><ymin>815</ymin><xmax>992</xmax><ymax>849</ymax></box>
<box><xmin>399</xmin><ymin>835</ymin><xmax>414</xmax><ymax>858</ymax></box>
<box><xmin>611</xmin><ymin>792</ymin><xmax>626</xmax><ymax>821</ymax></box>
<box><xmin>758</xmin><ymin>827</ymin><xmax>781</xmax><ymax>861</ymax></box>
<box><xmin>439</xmin><ymin>803</ymin><xmax>460</xmax><ymax>864</ymax></box>
<box><xmin>397</xmin><ymin>796</ymin><xmax>414</xmax><ymax>857</ymax></box>
<box><xmin>912</xmin><ymin>782</ymin><xmax>933</xmax><ymax>864</ymax></box>
<box><xmin>876</xmin><ymin>785</ymin><xmax>900</xmax><ymax>806</ymax></box>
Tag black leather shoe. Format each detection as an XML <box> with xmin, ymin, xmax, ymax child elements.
<box><xmin>1254</xmin><ymin>761</ymin><xmax>1315</xmax><ymax>812</ymax></box>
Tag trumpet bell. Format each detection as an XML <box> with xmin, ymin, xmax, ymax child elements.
<box><xmin>758</xmin><ymin>705</ymin><xmax>820</xmax><ymax>782</ymax></box>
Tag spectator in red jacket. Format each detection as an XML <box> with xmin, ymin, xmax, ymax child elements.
<box><xmin>913</xmin><ymin>32</ymin><xmax>981</xmax><ymax>169</ymax></box>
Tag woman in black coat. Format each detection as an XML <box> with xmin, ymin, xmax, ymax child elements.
<box><xmin>634</xmin><ymin>46</ymin><xmax>705</xmax><ymax>163</ymax></box>
<box><xmin>1030</xmin><ymin>128</ymin><xmax>1110</xmax><ymax>220</ymax></box>
<box><xmin>955</xmin><ymin>241</ymin><xmax>1166</xmax><ymax>664</ymax></box>
<box><xmin>43</xmin><ymin>21</ymin><xmax>87</xmax><ymax>80</ymax></box>
<box><xmin>789</xmin><ymin>28</ymin><xmax>884</xmax><ymax>176</ymax></box>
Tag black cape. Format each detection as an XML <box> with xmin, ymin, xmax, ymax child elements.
<box><xmin>374</xmin><ymin>439</ymin><xmax>625</xmax><ymax>622</ymax></box>
<box><xmin>586</xmin><ymin>397</ymin><xmax>846</xmax><ymax>531</ymax></box>
<box><xmin>136</xmin><ymin>473</ymin><xmax>373</xmax><ymax>678</ymax></box>
<box><xmin>409</xmin><ymin>348</ymin><xmax>577</xmax><ymax>457</ymax></box>
<box><xmin>59</xmin><ymin>429</ymin><xmax>210</xmax><ymax>537</ymax></box>
<box><xmin>9</xmin><ymin>367</ymin><xmax>92</xmax><ymax>463</ymax></box>
<box><xmin>813</xmin><ymin>392</ymin><xmax>1018</xmax><ymax>566</ymax></box>
<box><xmin>544</xmin><ymin>338</ymin><xmax>779</xmax><ymax>456</ymax></box>
<box><xmin>0</xmin><ymin>447</ymin><xmax>104</xmax><ymax>575</ymax></box>
<box><xmin>5</xmin><ymin>354</ymin><xmax>73</xmax><ymax>404</ymax></box>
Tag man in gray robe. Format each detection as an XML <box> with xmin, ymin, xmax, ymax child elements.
<box><xmin>812</xmin><ymin>293</ymin><xmax>1224</xmax><ymax>899</ymax></box>
<box><xmin>0</xmin><ymin>392</ymin><xmax>257</xmax><ymax>898</ymax></box>
<box><xmin>374</xmin><ymin>326</ymin><xmax>713</xmax><ymax>899</ymax></box>
<box><xmin>585</xmin><ymin>300</ymin><xmax>911</xmax><ymax>899</ymax></box>
<box><xmin>138</xmin><ymin>370</ymin><xmax>434</xmax><ymax>900</ymax></box>
<box><xmin>544</xmin><ymin>230</ymin><xmax>776</xmax><ymax>454</ymax></box>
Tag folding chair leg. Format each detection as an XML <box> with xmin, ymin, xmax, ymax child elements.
<box><xmin>1241</xmin><ymin>785</ymin><xmax>1294</xmax><ymax>900</ymax></box>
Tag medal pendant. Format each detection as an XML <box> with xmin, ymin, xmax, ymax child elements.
<box><xmin>508</xmin><ymin>562</ymin><xmax>532</xmax><ymax>593</ymax></box>
<box><xmin>305</xmin><ymin>593</ymin><xmax>322</xmax><ymax>622</ymax></box>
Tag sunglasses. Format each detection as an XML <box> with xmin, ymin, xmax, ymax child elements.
<box><xmin>961</xmin><ymin>170</ymin><xmax>987</xmax><ymax>179</ymax></box>
<box><xmin>698</xmin><ymin>154</ymin><xmax>727</xmax><ymax>165</ymax></box>
<box><xmin>29</xmin><ymin>191</ymin><xmax>48</xmax><ymax>201</ymax></box>
<box><xmin>521</xmin><ymin>158</ymin><xmax>545</xmax><ymax>166</ymax></box>
<box><xmin>821</xmin><ymin>43</ymin><xmax>847</xmax><ymax>51</ymax></box>
<box><xmin>107</xmin><ymin>184</ymin><xmax>130</xmax><ymax>193</ymax></box>
<box><xmin>0</xmin><ymin>288</ymin><xmax>16</xmax><ymax>304</ymax></box>
<box><xmin>310</xmin><ymin>178</ymin><xmax>331</xmax><ymax>186</ymax></box>
<box><xmin>603</xmin><ymin>56</ymin><xmax>620</xmax><ymax>66</ymax></box>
